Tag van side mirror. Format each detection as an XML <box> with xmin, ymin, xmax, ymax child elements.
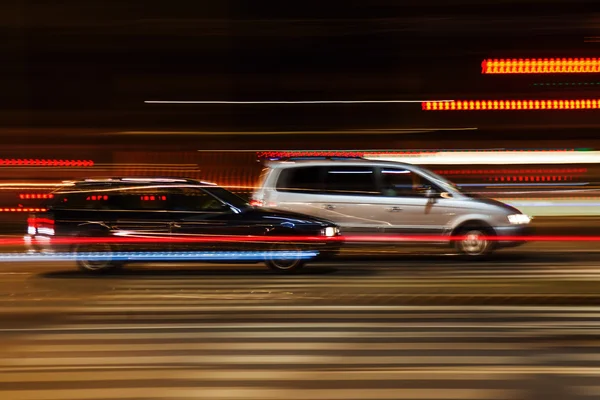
<box><xmin>417</xmin><ymin>185</ymin><xmax>436</xmax><ymax>198</ymax></box>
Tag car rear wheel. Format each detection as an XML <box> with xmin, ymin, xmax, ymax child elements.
<box><xmin>454</xmin><ymin>226</ymin><xmax>494</xmax><ymax>259</ymax></box>
<box><xmin>75</xmin><ymin>242</ymin><xmax>123</xmax><ymax>273</ymax></box>
<box><xmin>264</xmin><ymin>243</ymin><xmax>306</xmax><ymax>273</ymax></box>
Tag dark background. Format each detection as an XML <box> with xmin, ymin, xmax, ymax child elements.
<box><xmin>2</xmin><ymin>0</ymin><xmax>600</xmax><ymax>146</ymax></box>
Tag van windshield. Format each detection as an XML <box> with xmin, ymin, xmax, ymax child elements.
<box><xmin>423</xmin><ymin>170</ymin><xmax>461</xmax><ymax>192</ymax></box>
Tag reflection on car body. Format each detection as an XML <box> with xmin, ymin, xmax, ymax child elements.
<box><xmin>25</xmin><ymin>177</ymin><xmax>341</xmax><ymax>273</ymax></box>
<box><xmin>252</xmin><ymin>159</ymin><xmax>533</xmax><ymax>258</ymax></box>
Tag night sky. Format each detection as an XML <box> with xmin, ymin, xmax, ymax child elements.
<box><xmin>1</xmin><ymin>0</ymin><xmax>600</xmax><ymax>137</ymax></box>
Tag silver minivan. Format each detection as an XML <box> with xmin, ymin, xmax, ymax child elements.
<box><xmin>252</xmin><ymin>159</ymin><xmax>533</xmax><ymax>257</ymax></box>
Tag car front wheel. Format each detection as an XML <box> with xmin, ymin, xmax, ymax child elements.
<box><xmin>264</xmin><ymin>243</ymin><xmax>306</xmax><ymax>273</ymax></box>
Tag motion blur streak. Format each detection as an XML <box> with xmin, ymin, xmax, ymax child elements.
<box><xmin>422</xmin><ymin>99</ymin><xmax>600</xmax><ymax>110</ymax></box>
<box><xmin>144</xmin><ymin>99</ymin><xmax>454</xmax><ymax>104</ymax></box>
<box><xmin>0</xmin><ymin>159</ymin><xmax>94</xmax><ymax>167</ymax></box>
<box><xmin>482</xmin><ymin>58</ymin><xmax>600</xmax><ymax>74</ymax></box>
<box><xmin>19</xmin><ymin>235</ymin><xmax>600</xmax><ymax>248</ymax></box>
<box><xmin>259</xmin><ymin>149</ymin><xmax>599</xmax><ymax>165</ymax></box>
<box><xmin>0</xmin><ymin>251</ymin><xmax>319</xmax><ymax>262</ymax></box>
<box><xmin>366</xmin><ymin>150</ymin><xmax>600</xmax><ymax>165</ymax></box>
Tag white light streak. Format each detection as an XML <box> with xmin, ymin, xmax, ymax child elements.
<box><xmin>145</xmin><ymin>100</ymin><xmax>453</xmax><ymax>104</ymax></box>
<box><xmin>366</xmin><ymin>151</ymin><xmax>600</xmax><ymax>165</ymax></box>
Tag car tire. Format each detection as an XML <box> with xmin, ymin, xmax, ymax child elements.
<box><xmin>453</xmin><ymin>225</ymin><xmax>495</xmax><ymax>259</ymax></box>
<box><xmin>264</xmin><ymin>243</ymin><xmax>306</xmax><ymax>273</ymax></box>
<box><xmin>74</xmin><ymin>242</ymin><xmax>123</xmax><ymax>273</ymax></box>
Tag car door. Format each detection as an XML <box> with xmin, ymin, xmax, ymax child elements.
<box><xmin>377</xmin><ymin>167</ymin><xmax>457</xmax><ymax>235</ymax></box>
<box><xmin>102</xmin><ymin>185</ymin><xmax>174</xmax><ymax>252</ymax></box>
<box><xmin>167</xmin><ymin>187</ymin><xmax>248</xmax><ymax>252</ymax></box>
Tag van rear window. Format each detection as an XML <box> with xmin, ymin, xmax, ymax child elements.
<box><xmin>275</xmin><ymin>166</ymin><xmax>324</xmax><ymax>193</ymax></box>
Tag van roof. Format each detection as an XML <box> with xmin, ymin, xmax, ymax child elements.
<box><xmin>265</xmin><ymin>159</ymin><xmax>416</xmax><ymax>169</ymax></box>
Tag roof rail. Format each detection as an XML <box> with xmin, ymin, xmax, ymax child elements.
<box><xmin>78</xmin><ymin>177</ymin><xmax>199</xmax><ymax>184</ymax></box>
<box><xmin>267</xmin><ymin>156</ymin><xmax>364</xmax><ymax>162</ymax></box>
<box><xmin>257</xmin><ymin>151</ymin><xmax>365</xmax><ymax>161</ymax></box>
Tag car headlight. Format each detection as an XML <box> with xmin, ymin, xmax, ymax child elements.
<box><xmin>507</xmin><ymin>214</ymin><xmax>531</xmax><ymax>225</ymax></box>
<box><xmin>322</xmin><ymin>227</ymin><xmax>339</xmax><ymax>237</ymax></box>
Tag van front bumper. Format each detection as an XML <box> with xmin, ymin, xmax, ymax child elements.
<box><xmin>494</xmin><ymin>225</ymin><xmax>534</xmax><ymax>249</ymax></box>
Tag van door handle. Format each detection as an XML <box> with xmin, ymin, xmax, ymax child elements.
<box><xmin>386</xmin><ymin>206</ymin><xmax>402</xmax><ymax>212</ymax></box>
<box><xmin>323</xmin><ymin>204</ymin><xmax>336</xmax><ymax>210</ymax></box>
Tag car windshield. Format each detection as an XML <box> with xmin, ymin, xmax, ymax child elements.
<box><xmin>204</xmin><ymin>186</ymin><xmax>250</xmax><ymax>209</ymax></box>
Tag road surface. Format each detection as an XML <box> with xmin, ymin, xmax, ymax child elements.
<box><xmin>2</xmin><ymin>245</ymin><xmax>600</xmax><ymax>399</ymax></box>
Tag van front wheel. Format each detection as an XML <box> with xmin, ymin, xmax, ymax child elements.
<box><xmin>454</xmin><ymin>227</ymin><xmax>494</xmax><ymax>259</ymax></box>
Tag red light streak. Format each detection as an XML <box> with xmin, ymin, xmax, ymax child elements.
<box><xmin>19</xmin><ymin>194</ymin><xmax>54</xmax><ymax>199</ymax></box>
<box><xmin>433</xmin><ymin>168</ymin><xmax>587</xmax><ymax>175</ymax></box>
<box><xmin>422</xmin><ymin>99</ymin><xmax>600</xmax><ymax>111</ymax></box>
<box><xmin>257</xmin><ymin>150</ymin><xmax>578</xmax><ymax>159</ymax></box>
<box><xmin>0</xmin><ymin>159</ymin><xmax>94</xmax><ymax>167</ymax></box>
<box><xmin>86</xmin><ymin>195</ymin><xmax>109</xmax><ymax>201</ymax></box>
<box><xmin>0</xmin><ymin>208</ymin><xmax>46</xmax><ymax>212</ymax></box>
<box><xmin>482</xmin><ymin>58</ymin><xmax>600</xmax><ymax>74</ymax></box>
<box><xmin>141</xmin><ymin>195</ymin><xmax>167</xmax><ymax>201</ymax></box>
<box><xmin>13</xmin><ymin>235</ymin><xmax>600</xmax><ymax>247</ymax></box>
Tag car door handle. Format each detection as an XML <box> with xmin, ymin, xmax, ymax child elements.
<box><xmin>323</xmin><ymin>204</ymin><xmax>336</xmax><ymax>210</ymax></box>
<box><xmin>386</xmin><ymin>207</ymin><xmax>403</xmax><ymax>212</ymax></box>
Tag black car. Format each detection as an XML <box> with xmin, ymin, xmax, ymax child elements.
<box><xmin>25</xmin><ymin>177</ymin><xmax>342</xmax><ymax>273</ymax></box>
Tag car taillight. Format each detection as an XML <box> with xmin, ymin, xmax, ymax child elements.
<box><xmin>28</xmin><ymin>216</ymin><xmax>55</xmax><ymax>236</ymax></box>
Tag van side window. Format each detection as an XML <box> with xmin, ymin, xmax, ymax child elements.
<box><xmin>323</xmin><ymin>166</ymin><xmax>378</xmax><ymax>196</ymax></box>
<box><xmin>380</xmin><ymin>169</ymin><xmax>434</xmax><ymax>197</ymax></box>
<box><xmin>276</xmin><ymin>166</ymin><xmax>323</xmax><ymax>193</ymax></box>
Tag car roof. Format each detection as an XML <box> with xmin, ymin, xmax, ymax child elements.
<box><xmin>53</xmin><ymin>177</ymin><xmax>218</xmax><ymax>193</ymax></box>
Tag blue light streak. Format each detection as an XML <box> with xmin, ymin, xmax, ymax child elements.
<box><xmin>3</xmin><ymin>251</ymin><xmax>319</xmax><ymax>262</ymax></box>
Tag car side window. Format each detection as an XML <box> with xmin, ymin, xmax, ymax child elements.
<box><xmin>323</xmin><ymin>166</ymin><xmax>378</xmax><ymax>196</ymax></box>
<box><xmin>111</xmin><ymin>186</ymin><xmax>170</xmax><ymax>210</ymax></box>
<box><xmin>380</xmin><ymin>168</ymin><xmax>436</xmax><ymax>197</ymax></box>
<box><xmin>169</xmin><ymin>188</ymin><xmax>228</xmax><ymax>212</ymax></box>
<box><xmin>276</xmin><ymin>166</ymin><xmax>324</xmax><ymax>193</ymax></box>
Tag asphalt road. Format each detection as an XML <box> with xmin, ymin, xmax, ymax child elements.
<box><xmin>3</xmin><ymin>245</ymin><xmax>600</xmax><ymax>399</ymax></box>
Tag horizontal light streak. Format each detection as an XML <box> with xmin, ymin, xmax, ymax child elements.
<box><xmin>19</xmin><ymin>194</ymin><xmax>54</xmax><ymax>199</ymax></box>
<box><xmin>366</xmin><ymin>151</ymin><xmax>600</xmax><ymax>165</ymax></box>
<box><xmin>0</xmin><ymin>208</ymin><xmax>46</xmax><ymax>212</ymax></box>
<box><xmin>0</xmin><ymin>251</ymin><xmax>318</xmax><ymax>262</ymax></box>
<box><xmin>0</xmin><ymin>159</ymin><xmax>94</xmax><ymax>167</ymax></box>
<box><xmin>422</xmin><ymin>99</ymin><xmax>600</xmax><ymax>110</ymax></box>
<box><xmin>18</xmin><ymin>234</ymin><xmax>600</xmax><ymax>247</ymax></box>
<box><xmin>482</xmin><ymin>58</ymin><xmax>600</xmax><ymax>74</ymax></box>
<box><xmin>145</xmin><ymin>99</ymin><xmax>453</xmax><ymax>104</ymax></box>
